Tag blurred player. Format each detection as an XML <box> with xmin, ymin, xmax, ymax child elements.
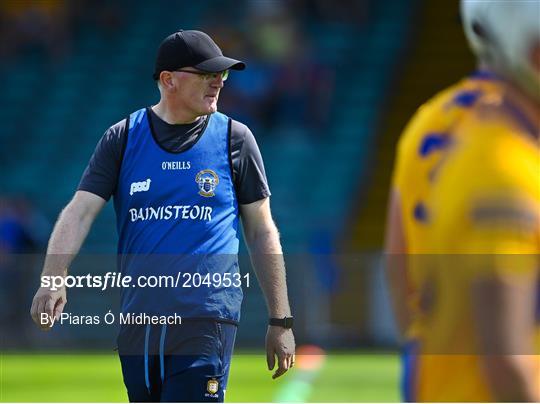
<box><xmin>384</xmin><ymin>19</ymin><xmax>504</xmax><ymax>404</ymax></box>
<box><xmin>385</xmin><ymin>0</ymin><xmax>540</xmax><ymax>401</ymax></box>
<box><xmin>384</xmin><ymin>69</ymin><xmax>502</xmax><ymax>402</ymax></box>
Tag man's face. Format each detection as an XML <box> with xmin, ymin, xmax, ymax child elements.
<box><xmin>172</xmin><ymin>69</ymin><xmax>227</xmax><ymax>118</ymax></box>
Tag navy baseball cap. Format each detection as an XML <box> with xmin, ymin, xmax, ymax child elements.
<box><xmin>153</xmin><ymin>30</ymin><xmax>245</xmax><ymax>80</ymax></box>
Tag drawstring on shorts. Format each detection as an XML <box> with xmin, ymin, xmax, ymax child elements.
<box><xmin>143</xmin><ymin>324</ymin><xmax>168</xmax><ymax>394</ymax></box>
<box><xmin>144</xmin><ymin>324</ymin><xmax>151</xmax><ymax>394</ymax></box>
<box><xmin>159</xmin><ymin>324</ymin><xmax>167</xmax><ymax>382</ymax></box>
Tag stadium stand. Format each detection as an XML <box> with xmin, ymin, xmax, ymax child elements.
<box><xmin>1</xmin><ymin>0</ymin><xmax>415</xmax><ymax>347</ymax></box>
<box><xmin>347</xmin><ymin>1</ymin><xmax>475</xmax><ymax>250</ymax></box>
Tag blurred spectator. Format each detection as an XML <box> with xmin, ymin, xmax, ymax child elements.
<box><xmin>70</xmin><ymin>0</ymin><xmax>125</xmax><ymax>37</ymax></box>
<box><xmin>0</xmin><ymin>0</ymin><xmax>71</xmax><ymax>61</ymax></box>
<box><xmin>211</xmin><ymin>2</ymin><xmax>335</xmax><ymax>135</ymax></box>
<box><xmin>292</xmin><ymin>0</ymin><xmax>372</xmax><ymax>24</ymax></box>
<box><xmin>0</xmin><ymin>0</ymin><xmax>124</xmax><ymax>62</ymax></box>
<box><xmin>0</xmin><ymin>196</ymin><xmax>49</xmax><ymax>345</ymax></box>
<box><xmin>203</xmin><ymin>21</ymin><xmax>277</xmax><ymax>132</ymax></box>
<box><xmin>272</xmin><ymin>32</ymin><xmax>334</xmax><ymax>134</ymax></box>
<box><xmin>0</xmin><ymin>196</ymin><xmax>48</xmax><ymax>254</ymax></box>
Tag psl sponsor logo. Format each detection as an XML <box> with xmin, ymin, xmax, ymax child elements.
<box><xmin>130</xmin><ymin>178</ymin><xmax>151</xmax><ymax>196</ymax></box>
<box><xmin>196</xmin><ymin>169</ymin><xmax>219</xmax><ymax>197</ymax></box>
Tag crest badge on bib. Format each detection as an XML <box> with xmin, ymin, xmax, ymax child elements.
<box><xmin>196</xmin><ymin>169</ymin><xmax>219</xmax><ymax>197</ymax></box>
<box><xmin>207</xmin><ymin>378</ymin><xmax>219</xmax><ymax>394</ymax></box>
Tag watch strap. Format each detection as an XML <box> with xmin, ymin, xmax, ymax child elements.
<box><xmin>269</xmin><ymin>317</ymin><xmax>294</xmax><ymax>328</ymax></box>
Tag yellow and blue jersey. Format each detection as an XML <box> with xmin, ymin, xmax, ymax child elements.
<box><xmin>392</xmin><ymin>71</ymin><xmax>540</xmax><ymax>401</ymax></box>
<box><xmin>414</xmin><ymin>91</ymin><xmax>540</xmax><ymax>402</ymax></box>
<box><xmin>391</xmin><ymin>71</ymin><xmax>503</xmax><ymax>340</ymax></box>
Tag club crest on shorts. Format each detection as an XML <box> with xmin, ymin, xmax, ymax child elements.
<box><xmin>207</xmin><ymin>378</ymin><xmax>219</xmax><ymax>395</ymax></box>
<box><xmin>196</xmin><ymin>169</ymin><xmax>219</xmax><ymax>197</ymax></box>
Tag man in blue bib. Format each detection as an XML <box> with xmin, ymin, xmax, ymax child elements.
<box><xmin>30</xmin><ymin>30</ymin><xmax>295</xmax><ymax>402</ymax></box>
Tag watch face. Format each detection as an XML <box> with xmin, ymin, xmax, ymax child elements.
<box><xmin>270</xmin><ymin>317</ymin><xmax>293</xmax><ymax>328</ymax></box>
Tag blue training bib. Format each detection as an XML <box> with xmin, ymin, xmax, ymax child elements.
<box><xmin>113</xmin><ymin>108</ymin><xmax>242</xmax><ymax>321</ymax></box>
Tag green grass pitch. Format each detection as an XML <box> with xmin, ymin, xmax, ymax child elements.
<box><xmin>0</xmin><ymin>352</ymin><xmax>400</xmax><ymax>402</ymax></box>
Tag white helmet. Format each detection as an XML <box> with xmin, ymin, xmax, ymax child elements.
<box><xmin>461</xmin><ymin>0</ymin><xmax>540</xmax><ymax>100</ymax></box>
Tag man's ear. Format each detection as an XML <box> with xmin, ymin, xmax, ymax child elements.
<box><xmin>159</xmin><ymin>72</ymin><xmax>176</xmax><ymax>91</ymax></box>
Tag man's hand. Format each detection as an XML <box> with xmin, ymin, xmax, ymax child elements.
<box><xmin>266</xmin><ymin>325</ymin><xmax>295</xmax><ymax>379</ymax></box>
<box><xmin>30</xmin><ymin>286</ymin><xmax>67</xmax><ymax>330</ymax></box>
<box><xmin>28</xmin><ymin>191</ymin><xmax>104</xmax><ymax>331</ymax></box>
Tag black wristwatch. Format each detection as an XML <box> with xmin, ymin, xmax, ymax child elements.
<box><xmin>269</xmin><ymin>316</ymin><xmax>294</xmax><ymax>329</ymax></box>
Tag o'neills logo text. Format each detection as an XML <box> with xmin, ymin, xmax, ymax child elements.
<box><xmin>161</xmin><ymin>161</ymin><xmax>191</xmax><ymax>170</ymax></box>
<box><xmin>129</xmin><ymin>205</ymin><xmax>212</xmax><ymax>222</ymax></box>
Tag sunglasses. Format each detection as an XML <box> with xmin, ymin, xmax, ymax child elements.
<box><xmin>176</xmin><ymin>69</ymin><xmax>229</xmax><ymax>81</ymax></box>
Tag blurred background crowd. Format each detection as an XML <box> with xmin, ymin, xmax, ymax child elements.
<box><xmin>0</xmin><ymin>0</ymin><xmax>474</xmax><ymax>350</ymax></box>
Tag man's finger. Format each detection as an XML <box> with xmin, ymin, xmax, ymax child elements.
<box><xmin>266</xmin><ymin>347</ymin><xmax>275</xmax><ymax>371</ymax></box>
<box><xmin>272</xmin><ymin>354</ymin><xmax>289</xmax><ymax>379</ymax></box>
<box><xmin>44</xmin><ymin>298</ymin><xmax>57</xmax><ymax>329</ymax></box>
<box><xmin>38</xmin><ymin>298</ymin><xmax>53</xmax><ymax>329</ymax></box>
<box><xmin>280</xmin><ymin>354</ymin><xmax>289</xmax><ymax>371</ymax></box>
<box><xmin>45</xmin><ymin>298</ymin><xmax>55</xmax><ymax>318</ymax></box>
<box><xmin>30</xmin><ymin>297</ymin><xmax>38</xmax><ymax>325</ymax></box>
<box><xmin>54</xmin><ymin>298</ymin><xmax>66</xmax><ymax>320</ymax></box>
<box><xmin>272</xmin><ymin>366</ymin><xmax>287</xmax><ymax>379</ymax></box>
<box><xmin>36</xmin><ymin>298</ymin><xmax>46</xmax><ymax>324</ymax></box>
<box><xmin>287</xmin><ymin>354</ymin><xmax>294</xmax><ymax>369</ymax></box>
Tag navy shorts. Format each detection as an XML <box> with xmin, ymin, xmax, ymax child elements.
<box><xmin>117</xmin><ymin>319</ymin><xmax>237</xmax><ymax>402</ymax></box>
